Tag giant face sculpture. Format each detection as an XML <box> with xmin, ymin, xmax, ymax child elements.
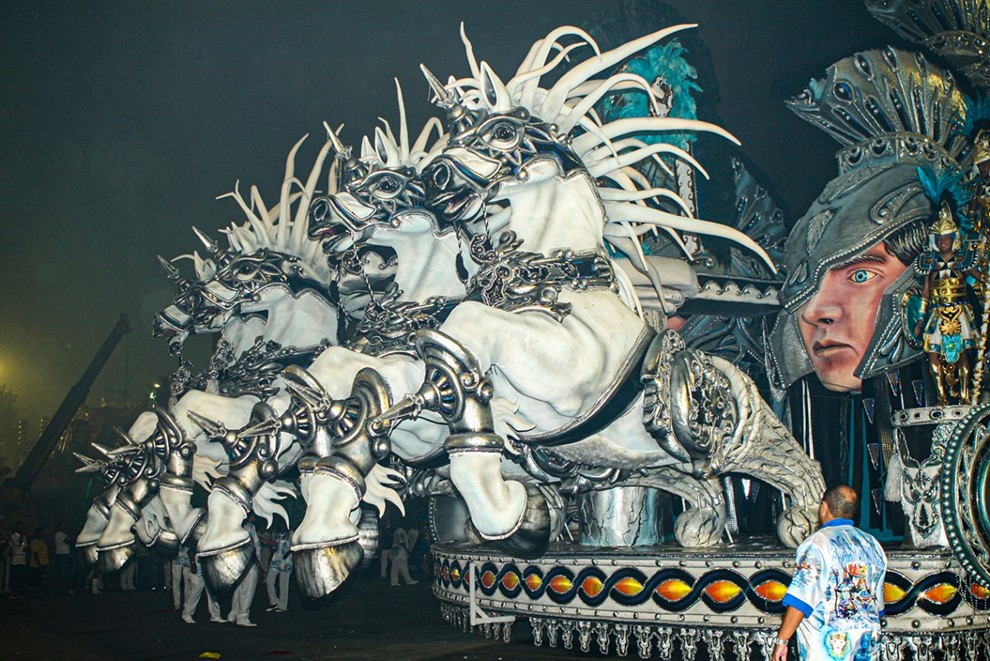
<box><xmin>795</xmin><ymin>242</ymin><xmax>910</xmax><ymax>392</ymax></box>
<box><xmin>771</xmin><ymin>162</ymin><xmax>933</xmax><ymax>391</ymax></box>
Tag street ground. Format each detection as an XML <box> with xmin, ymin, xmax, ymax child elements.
<box><xmin>0</xmin><ymin>569</ymin><xmax>617</xmax><ymax>661</ymax></box>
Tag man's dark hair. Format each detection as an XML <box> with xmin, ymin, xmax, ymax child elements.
<box><xmin>823</xmin><ymin>484</ymin><xmax>858</xmax><ymax>519</ymax></box>
<box><xmin>883</xmin><ymin>221</ymin><xmax>928</xmax><ymax>264</ymax></box>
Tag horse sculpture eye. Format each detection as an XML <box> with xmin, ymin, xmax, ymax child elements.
<box><xmin>486</xmin><ymin>121</ymin><xmax>519</xmax><ymax>149</ymax></box>
<box><xmin>234</xmin><ymin>263</ymin><xmax>259</xmax><ymax>281</ymax></box>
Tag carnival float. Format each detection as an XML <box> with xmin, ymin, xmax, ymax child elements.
<box><xmin>70</xmin><ymin>0</ymin><xmax>990</xmax><ymax>658</ymax></box>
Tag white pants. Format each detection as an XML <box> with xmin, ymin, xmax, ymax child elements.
<box><xmin>172</xmin><ymin>562</ymin><xmax>184</xmax><ymax>609</ymax></box>
<box><xmin>119</xmin><ymin>561</ymin><xmax>137</xmax><ymax>590</ymax></box>
<box><xmin>229</xmin><ymin>565</ymin><xmax>258</xmax><ymax>624</ymax></box>
<box><xmin>390</xmin><ymin>548</ymin><xmax>415</xmax><ymax>586</ymax></box>
<box><xmin>379</xmin><ymin>549</ymin><xmax>393</xmax><ymax>578</ymax></box>
<box><xmin>265</xmin><ymin>569</ymin><xmax>290</xmax><ymax>611</ymax></box>
<box><xmin>182</xmin><ymin>568</ymin><xmax>221</xmax><ymax>621</ymax></box>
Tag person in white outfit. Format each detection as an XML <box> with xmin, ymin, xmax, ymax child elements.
<box><xmin>119</xmin><ymin>557</ymin><xmax>137</xmax><ymax>591</ymax></box>
<box><xmin>228</xmin><ymin>517</ymin><xmax>262</xmax><ymax>627</ymax></box>
<box><xmin>181</xmin><ymin>547</ymin><xmax>222</xmax><ymax>624</ymax></box>
<box><xmin>171</xmin><ymin>555</ymin><xmax>185</xmax><ymax>609</ymax></box>
<box><xmin>390</xmin><ymin>527</ymin><xmax>417</xmax><ymax>587</ymax></box>
<box><xmin>265</xmin><ymin>525</ymin><xmax>292</xmax><ymax>613</ymax></box>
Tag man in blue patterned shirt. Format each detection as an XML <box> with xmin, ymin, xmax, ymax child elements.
<box><xmin>773</xmin><ymin>485</ymin><xmax>887</xmax><ymax>661</ymax></box>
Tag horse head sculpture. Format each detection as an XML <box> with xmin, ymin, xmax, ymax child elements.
<box><xmin>195</xmin><ymin>99</ymin><xmax>465</xmax><ymax>598</ymax></box>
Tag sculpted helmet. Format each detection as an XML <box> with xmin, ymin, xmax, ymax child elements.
<box><xmin>769</xmin><ymin>47</ymin><xmax>972</xmax><ymax>388</ymax></box>
<box><xmin>929</xmin><ymin>201</ymin><xmax>963</xmax><ymax>252</ymax></box>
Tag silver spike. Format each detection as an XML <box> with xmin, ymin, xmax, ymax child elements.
<box><xmin>283</xmin><ymin>366</ymin><xmax>332</xmax><ymax>409</ymax></box>
<box><xmin>186</xmin><ymin>410</ymin><xmax>227</xmax><ymax>439</ymax></box>
<box><xmin>420</xmin><ymin>64</ymin><xmax>454</xmax><ymax>108</ymax></box>
<box><xmin>237</xmin><ymin>416</ymin><xmax>280</xmax><ymax>440</ymax></box>
<box><xmin>105</xmin><ymin>444</ymin><xmax>142</xmax><ymax>458</ymax></box>
<box><xmin>157</xmin><ymin>255</ymin><xmax>181</xmax><ymax>281</ymax></box>
<box><xmin>73</xmin><ymin>452</ymin><xmax>104</xmax><ymax>473</ymax></box>
<box><xmin>90</xmin><ymin>442</ymin><xmax>113</xmax><ymax>457</ymax></box>
<box><xmin>322</xmin><ymin>121</ymin><xmax>350</xmax><ymax>160</ymax></box>
<box><xmin>191</xmin><ymin>226</ymin><xmax>221</xmax><ymax>255</ymax></box>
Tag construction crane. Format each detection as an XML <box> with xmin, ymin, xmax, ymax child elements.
<box><xmin>3</xmin><ymin>314</ymin><xmax>132</xmax><ymax>495</ymax></box>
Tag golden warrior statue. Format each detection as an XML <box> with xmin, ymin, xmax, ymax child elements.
<box><xmin>915</xmin><ymin>202</ymin><xmax>981</xmax><ymax>404</ymax></box>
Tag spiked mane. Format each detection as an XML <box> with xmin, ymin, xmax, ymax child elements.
<box><xmin>353</xmin><ymin>80</ymin><xmax>446</xmax><ymax>173</ymax></box>
<box><xmin>433</xmin><ymin>25</ymin><xmax>774</xmax><ymax>264</ymax></box>
<box><xmin>424</xmin><ymin>24</ymin><xmax>776</xmax><ymax>312</ymax></box>
<box><xmin>176</xmin><ymin>134</ymin><xmax>337</xmax><ymax>285</ymax></box>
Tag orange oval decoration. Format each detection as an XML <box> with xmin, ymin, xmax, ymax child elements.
<box><xmin>481</xmin><ymin>571</ymin><xmax>497</xmax><ymax>590</ymax></box>
<box><xmin>549</xmin><ymin>576</ymin><xmax>573</xmax><ymax>594</ymax></box>
<box><xmin>613</xmin><ymin>577</ymin><xmax>644</xmax><ymax>597</ymax></box>
<box><xmin>971</xmin><ymin>583</ymin><xmax>990</xmax><ymax>599</ymax></box>
<box><xmin>525</xmin><ymin>574</ymin><xmax>543</xmax><ymax>591</ymax></box>
<box><xmin>501</xmin><ymin>572</ymin><xmax>520</xmax><ymax>590</ymax></box>
<box><xmin>704</xmin><ymin>580</ymin><xmax>742</xmax><ymax>603</ymax></box>
<box><xmin>921</xmin><ymin>583</ymin><xmax>957</xmax><ymax>605</ymax></box>
<box><xmin>884</xmin><ymin>583</ymin><xmax>905</xmax><ymax>603</ymax></box>
<box><xmin>656</xmin><ymin>579</ymin><xmax>692</xmax><ymax>602</ymax></box>
<box><xmin>753</xmin><ymin>580</ymin><xmax>787</xmax><ymax>602</ymax></box>
<box><xmin>450</xmin><ymin>568</ymin><xmax>461</xmax><ymax>582</ymax></box>
<box><xmin>581</xmin><ymin>576</ymin><xmax>604</xmax><ymax>598</ymax></box>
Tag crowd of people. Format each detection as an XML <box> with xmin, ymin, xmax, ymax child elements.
<box><xmin>1</xmin><ymin>509</ymin><xmax>433</xmax><ymax>629</ymax></box>
<box><xmin>0</xmin><ymin>514</ymin><xmax>285</xmax><ymax>627</ymax></box>
<box><xmin>0</xmin><ymin>520</ymin><xmax>69</xmax><ymax>598</ymax></box>
<box><xmin>0</xmin><ymin>518</ymin><xmax>179</xmax><ymax>598</ymax></box>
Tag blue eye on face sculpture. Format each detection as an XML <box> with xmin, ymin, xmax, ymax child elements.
<box><xmin>849</xmin><ymin>268</ymin><xmax>876</xmax><ymax>284</ymax></box>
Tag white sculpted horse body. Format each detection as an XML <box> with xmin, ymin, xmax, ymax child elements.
<box><xmin>267</xmin><ymin>24</ymin><xmax>825</xmax><ymax>600</ymax></box>
<box><xmin>84</xmin><ymin>135</ymin><xmax>345</xmax><ymax>574</ymax></box>
<box><xmin>192</xmin><ymin>109</ymin><xmax>488</xmax><ymax>595</ymax></box>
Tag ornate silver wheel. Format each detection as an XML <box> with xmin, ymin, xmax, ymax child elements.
<box><xmin>940</xmin><ymin>403</ymin><xmax>990</xmax><ymax>588</ymax></box>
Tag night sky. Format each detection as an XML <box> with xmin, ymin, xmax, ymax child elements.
<box><xmin>0</xmin><ymin>1</ymin><xmax>893</xmax><ymax>428</ymax></box>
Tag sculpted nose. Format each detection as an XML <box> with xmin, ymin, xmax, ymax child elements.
<box><xmin>799</xmin><ymin>291</ymin><xmax>841</xmax><ymax>327</ymax></box>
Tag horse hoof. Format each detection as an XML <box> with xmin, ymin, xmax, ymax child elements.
<box><xmin>79</xmin><ymin>543</ymin><xmax>100</xmax><ymax>567</ymax></box>
<box><xmin>293</xmin><ymin>539</ymin><xmax>364</xmax><ymax>599</ymax></box>
<box><xmin>487</xmin><ymin>485</ymin><xmax>554</xmax><ymax>559</ymax></box>
<box><xmin>156</xmin><ymin>529</ymin><xmax>180</xmax><ymax>557</ymax></box>
<box><xmin>356</xmin><ymin>506</ymin><xmax>380</xmax><ymax>569</ymax></box>
<box><xmin>199</xmin><ymin>538</ymin><xmax>254</xmax><ymax>597</ymax></box>
<box><xmin>98</xmin><ymin>542</ymin><xmax>135</xmax><ymax>576</ymax></box>
<box><xmin>673</xmin><ymin>507</ymin><xmax>725</xmax><ymax>547</ymax></box>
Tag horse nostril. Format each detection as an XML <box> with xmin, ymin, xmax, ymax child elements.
<box><xmin>430</xmin><ymin>163</ymin><xmax>451</xmax><ymax>190</ymax></box>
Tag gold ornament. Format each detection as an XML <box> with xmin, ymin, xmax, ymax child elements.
<box><xmin>930</xmin><ymin>202</ymin><xmax>959</xmax><ymax>236</ymax></box>
<box><xmin>974</xmin><ymin>129</ymin><xmax>990</xmax><ymax>165</ymax></box>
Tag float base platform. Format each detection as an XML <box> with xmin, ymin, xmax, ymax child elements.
<box><xmin>432</xmin><ymin>539</ymin><xmax>990</xmax><ymax>659</ymax></box>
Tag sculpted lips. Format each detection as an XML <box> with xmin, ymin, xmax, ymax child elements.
<box><xmin>812</xmin><ymin>340</ymin><xmax>851</xmax><ymax>357</ymax></box>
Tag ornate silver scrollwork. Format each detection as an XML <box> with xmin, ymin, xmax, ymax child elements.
<box><xmin>940</xmin><ymin>403</ymin><xmax>990</xmax><ymax>588</ymax></box>
<box><xmin>641</xmin><ymin>329</ymin><xmax>690</xmax><ymax>462</ymax></box>
<box><xmin>892</xmin><ymin>423</ymin><xmax>951</xmax><ymax>547</ymax></box>
<box><xmin>354</xmin><ymin>284</ymin><xmax>459</xmax><ymax>357</ymax></box>
<box><xmin>467</xmin><ymin>230</ymin><xmax>616</xmax><ymax>322</ymax></box>
<box><xmin>669</xmin><ymin>349</ymin><xmax>738</xmax><ymax>459</ymax></box>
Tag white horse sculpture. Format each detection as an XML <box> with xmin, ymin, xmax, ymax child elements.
<box><xmin>74</xmin><ymin>437</ymin><xmax>180</xmax><ymax>573</ymax></box>
<box><xmin>80</xmin><ymin>134</ymin><xmax>346</xmax><ymax>574</ymax></box>
<box><xmin>193</xmin><ymin>98</ymin><xmax>484</xmax><ymax>596</ymax></box>
<box><xmin>264</xmin><ymin>24</ymin><xmax>827</xmax><ymax>598</ymax></box>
